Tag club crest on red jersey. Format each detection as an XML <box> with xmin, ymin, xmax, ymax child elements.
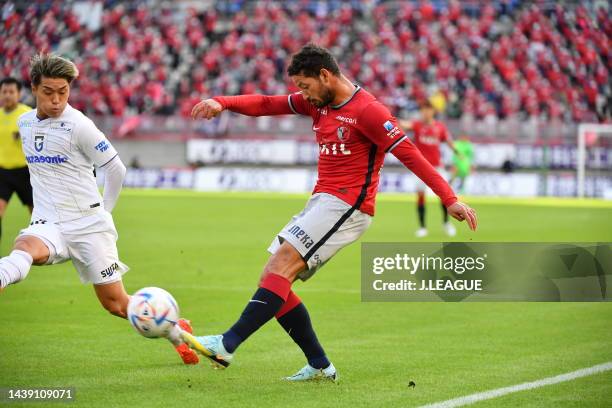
<box><xmin>337</xmin><ymin>126</ymin><xmax>350</xmax><ymax>142</ymax></box>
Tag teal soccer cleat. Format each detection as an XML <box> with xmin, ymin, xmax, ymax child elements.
<box><xmin>284</xmin><ymin>363</ymin><xmax>338</xmax><ymax>382</ymax></box>
<box><xmin>180</xmin><ymin>333</ymin><xmax>233</xmax><ymax>369</ymax></box>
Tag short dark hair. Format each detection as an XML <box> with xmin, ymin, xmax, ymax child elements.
<box><xmin>287</xmin><ymin>44</ymin><xmax>340</xmax><ymax>78</ymax></box>
<box><xmin>0</xmin><ymin>77</ymin><xmax>22</xmax><ymax>91</ymax></box>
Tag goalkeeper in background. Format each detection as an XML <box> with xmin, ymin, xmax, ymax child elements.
<box><xmin>450</xmin><ymin>135</ymin><xmax>475</xmax><ymax>194</ymax></box>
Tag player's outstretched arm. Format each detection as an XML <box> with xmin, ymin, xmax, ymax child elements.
<box><xmin>192</xmin><ymin>94</ymin><xmax>295</xmax><ymax>120</ymax></box>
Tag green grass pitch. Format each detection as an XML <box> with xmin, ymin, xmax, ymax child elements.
<box><xmin>1</xmin><ymin>190</ymin><xmax>611</xmax><ymax>407</ymax></box>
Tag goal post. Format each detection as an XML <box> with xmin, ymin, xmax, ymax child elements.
<box><xmin>576</xmin><ymin>123</ymin><xmax>612</xmax><ymax>198</ymax></box>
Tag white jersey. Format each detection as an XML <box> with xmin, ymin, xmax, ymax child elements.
<box><xmin>17</xmin><ymin>104</ymin><xmax>118</xmax><ymax>223</ymax></box>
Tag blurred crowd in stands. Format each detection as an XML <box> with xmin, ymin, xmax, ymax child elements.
<box><xmin>1</xmin><ymin>0</ymin><xmax>610</xmax><ymax>125</ymax></box>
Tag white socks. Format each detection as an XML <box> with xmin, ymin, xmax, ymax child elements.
<box><xmin>0</xmin><ymin>250</ymin><xmax>33</xmax><ymax>289</ymax></box>
<box><xmin>166</xmin><ymin>323</ymin><xmax>184</xmax><ymax>346</ymax></box>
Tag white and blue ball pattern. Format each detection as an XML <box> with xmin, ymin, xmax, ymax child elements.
<box><xmin>127</xmin><ymin>287</ymin><xmax>179</xmax><ymax>339</ymax></box>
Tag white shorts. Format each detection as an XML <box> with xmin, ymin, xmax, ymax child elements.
<box><xmin>268</xmin><ymin>193</ymin><xmax>372</xmax><ymax>281</ymax></box>
<box><xmin>415</xmin><ymin>166</ymin><xmax>445</xmax><ymax>192</ymax></box>
<box><xmin>19</xmin><ymin>211</ymin><xmax>129</xmax><ymax>285</ymax></box>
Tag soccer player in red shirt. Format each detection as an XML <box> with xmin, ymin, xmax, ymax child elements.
<box><xmin>400</xmin><ymin>100</ymin><xmax>459</xmax><ymax>238</ymax></box>
<box><xmin>180</xmin><ymin>44</ymin><xmax>477</xmax><ymax>381</ymax></box>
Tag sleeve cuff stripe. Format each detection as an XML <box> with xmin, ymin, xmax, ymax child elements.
<box><xmin>99</xmin><ymin>153</ymin><xmax>118</xmax><ymax>168</ymax></box>
<box><xmin>287</xmin><ymin>95</ymin><xmax>299</xmax><ymax>114</ymax></box>
<box><xmin>385</xmin><ymin>135</ymin><xmax>408</xmax><ymax>153</ymax></box>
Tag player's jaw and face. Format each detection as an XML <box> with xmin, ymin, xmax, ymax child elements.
<box><xmin>0</xmin><ymin>83</ymin><xmax>20</xmax><ymax>111</ymax></box>
<box><xmin>32</xmin><ymin>77</ymin><xmax>70</xmax><ymax>119</ymax></box>
<box><xmin>291</xmin><ymin>71</ymin><xmax>335</xmax><ymax>108</ymax></box>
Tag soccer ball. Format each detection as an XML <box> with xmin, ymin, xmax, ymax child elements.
<box><xmin>127</xmin><ymin>287</ymin><xmax>179</xmax><ymax>339</ymax></box>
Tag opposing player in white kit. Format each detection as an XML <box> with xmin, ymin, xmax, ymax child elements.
<box><xmin>0</xmin><ymin>54</ymin><xmax>199</xmax><ymax>365</ymax></box>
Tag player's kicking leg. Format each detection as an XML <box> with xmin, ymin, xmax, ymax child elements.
<box><xmin>179</xmin><ymin>243</ymin><xmax>307</xmax><ymax>369</ymax></box>
<box><xmin>184</xmin><ymin>193</ymin><xmax>370</xmax><ymax>379</ymax></box>
<box><xmin>181</xmin><ymin>242</ymin><xmax>337</xmax><ymax>380</ymax></box>
<box><xmin>93</xmin><ymin>280</ymin><xmax>199</xmax><ymax>365</ymax></box>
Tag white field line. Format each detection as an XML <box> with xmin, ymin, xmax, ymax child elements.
<box><xmin>419</xmin><ymin>361</ymin><xmax>612</xmax><ymax>408</ymax></box>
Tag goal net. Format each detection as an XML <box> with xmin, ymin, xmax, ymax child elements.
<box><xmin>576</xmin><ymin>123</ymin><xmax>612</xmax><ymax>199</ymax></box>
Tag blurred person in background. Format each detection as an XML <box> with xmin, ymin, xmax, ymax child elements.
<box><xmin>450</xmin><ymin>134</ymin><xmax>475</xmax><ymax>195</ymax></box>
<box><xmin>0</xmin><ymin>77</ymin><xmax>33</xmax><ymax>249</ymax></box>
<box><xmin>400</xmin><ymin>100</ymin><xmax>458</xmax><ymax>237</ymax></box>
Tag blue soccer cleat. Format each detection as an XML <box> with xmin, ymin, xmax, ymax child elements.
<box><xmin>284</xmin><ymin>363</ymin><xmax>338</xmax><ymax>382</ymax></box>
<box><xmin>180</xmin><ymin>333</ymin><xmax>233</xmax><ymax>369</ymax></box>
